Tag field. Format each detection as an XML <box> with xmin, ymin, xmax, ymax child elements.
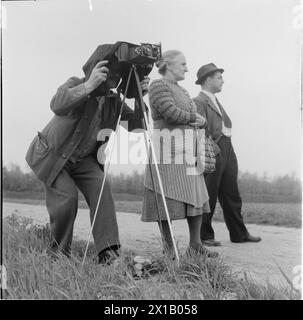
<box><xmin>2</xmin><ymin>214</ymin><xmax>301</xmax><ymax>300</ymax></box>
<box><xmin>3</xmin><ymin>191</ymin><xmax>302</xmax><ymax>228</ymax></box>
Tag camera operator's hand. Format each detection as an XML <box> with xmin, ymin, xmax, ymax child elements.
<box><xmin>84</xmin><ymin>60</ymin><xmax>109</xmax><ymax>93</ymax></box>
<box><xmin>140</xmin><ymin>76</ymin><xmax>150</xmax><ymax>96</ymax></box>
<box><xmin>190</xmin><ymin>113</ymin><xmax>207</xmax><ymax>128</ymax></box>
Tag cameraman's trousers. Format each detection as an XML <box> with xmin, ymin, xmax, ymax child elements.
<box><xmin>202</xmin><ymin>136</ymin><xmax>249</xmax><ymax>242</ymax></box>
<box><xmin>44</xmin><ymin>156</ymin><xmax>120</xmax><ymax>256</ymax></box>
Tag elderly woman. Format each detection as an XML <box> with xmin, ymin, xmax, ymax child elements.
<box><xmin>142</xmin><ymin>50</ymin><xmax>218</xmax><ymax>259</ymax></box>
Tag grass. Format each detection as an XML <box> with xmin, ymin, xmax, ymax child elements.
<box><xmin>2</xmin><ymin>215</ymin><xmax>301</xmax><ymax>300</ymax></box>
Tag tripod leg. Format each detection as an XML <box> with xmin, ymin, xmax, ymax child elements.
<box><xmin>140</xmin><ymin>118</ymin><xmax>168</xmax><ymax>254</ymax></box>
<box><xmin>81</xmin><ymin>67</ymin><xmax>134</xmax><ymax>267</ymax></box>
<box><xmin>133</xmin><ymin>67</ymin><xmax>180</xmax><ymax>264</ymax></box>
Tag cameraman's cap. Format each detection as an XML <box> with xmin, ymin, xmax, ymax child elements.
<box><xmin>195</xmin><ymin>63</ymin><xmax>224</xmax><ymax>85</ymax></box>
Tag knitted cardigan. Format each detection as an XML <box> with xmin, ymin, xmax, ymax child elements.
<box><xmin>148</xmin><ymin>78</ymin><xmax>197</xmax><ymax>125</ymax></box>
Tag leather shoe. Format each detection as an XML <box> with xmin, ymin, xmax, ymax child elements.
<box><xmin>245</xmin><ymin>234</ymin><xmax>262</xmax><ymax>242</ymax></box>
<box><xmin>98</xmin><ymin>246</ymin><xmax>120</xmax><ymax>265</ymax></box>
<box><xmin>232</xmin><ymin>234</ymin><xmax>262</xmax><ymax>243</ymax></box>
<box><xmin>201</xmin><ymin>239</ymin><xmax>222</xmax><ymax>247</ymax></box>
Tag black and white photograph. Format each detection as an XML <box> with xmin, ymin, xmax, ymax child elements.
<box><xmin>1</xmin><ymin>0</ymin><xmax>302</xmax><ymax>302</ymax></box>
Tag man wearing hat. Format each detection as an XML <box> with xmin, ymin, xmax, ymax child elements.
<box><xmin>193</xmin><ymin>63</ymin><xmax>261</xmax><ymax>246</ymax></box>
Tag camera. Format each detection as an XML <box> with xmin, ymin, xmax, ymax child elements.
<box><xmin>113</xmin><ymin>42</ymin><xmax>161</xmax><ymax>98</ymax></box>
<box><xmin>83</xmin><ymin>41</ymin><xmax>162</xmax><ymax>98</ymax></box>
<box><xmin>127</xmin><ymin>42</ymin><xmax>162</xmax><ymax>64</ymax></box>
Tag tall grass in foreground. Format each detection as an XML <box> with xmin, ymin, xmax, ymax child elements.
<box><xmin>2</xmin><ymin>215</ymin><xmax>301</xmax><ymax>300</ymax></box>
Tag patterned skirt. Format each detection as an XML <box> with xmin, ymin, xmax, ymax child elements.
<box><xmin>141</xmin><ymin>187</ymin><xmax>210</xmax><ymax>222</ymax></box>
<box><xmin>141</xmin><ymin>126</ymin><xmax>210</xmax><ymax>222</ymax></box>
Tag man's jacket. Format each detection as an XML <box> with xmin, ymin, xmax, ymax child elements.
<box><xmin>26</xmin><ymin>44</ymin><xmax>146</xmax><ymax>187</ymax></box>
<box><xmin>193</xmin><ymin>91</ymin><xmax>232</xmax><ymax>155</ymax></box>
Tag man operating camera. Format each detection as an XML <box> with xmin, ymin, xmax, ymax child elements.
<box><xmin>26</xmin><ymin>44</ymin><xmax>150</xmax><ymax>265</ymax></box>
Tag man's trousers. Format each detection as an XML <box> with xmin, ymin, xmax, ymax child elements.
<box><xmin>201</xmin><ymin>136</ymin><xmax>249</xmax><ymax>242</ymax></box>
<box><xmin>44</xmin><ymin>156</ymin><xmax>119</xmax><ymax>255</ymax></box>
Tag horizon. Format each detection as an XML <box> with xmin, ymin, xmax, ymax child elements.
<box><xmin>3</xmin><ymin>161</ymin><xmax>301</xmax><ymax>181</ymax></box>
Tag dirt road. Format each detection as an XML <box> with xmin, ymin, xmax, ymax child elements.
<box><xmin>3</xmin><ymin>201</ymin><xmax>302</xmax><ymax>287</ymax></box>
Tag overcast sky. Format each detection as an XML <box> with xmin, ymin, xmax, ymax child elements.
<box><xmin>2</xmin><ymin>0</ymin><xmax>302</xmax><ymax>178</ymax></box>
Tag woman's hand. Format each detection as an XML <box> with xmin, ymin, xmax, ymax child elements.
<box><xmin>190</xmin><ymin>113</ymin><xmax>206</xmax><ymax>127</ymax></box>
<box><xmin>140</xmin><ymin>76</ymin><xmax>150</xmax><ymax>96</ymax></box>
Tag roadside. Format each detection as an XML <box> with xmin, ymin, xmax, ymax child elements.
<box><xmin>2</xmin><ymin>201</ymin><xmax>302</xmax><ymax>287</ymax></box>
<box><xmin>3</xmin><ymin>196</ymin><xmax>301</xmax><ymax>228</ymax></box>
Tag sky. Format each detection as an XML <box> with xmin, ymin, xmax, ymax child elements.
<box><xmin>1</xmin><ymin>0</ymin><xmax>302</xmax><ymax>178</ymax></box>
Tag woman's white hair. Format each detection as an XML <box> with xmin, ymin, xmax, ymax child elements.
<box><xmin>156</xmin><ymin>50</ymin><xmax>183</xmax><ymax>75</ymax></box>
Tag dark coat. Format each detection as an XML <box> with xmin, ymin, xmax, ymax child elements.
<box><xmin>193</xmin><ymin>91</ymin><xmax>232</xmax><ymax>155</ymax></box>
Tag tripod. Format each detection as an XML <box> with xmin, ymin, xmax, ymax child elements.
<box><xmin>81</xmin><ymin>64</ymin><xmax>179</xmax><ymax>266</ymax></box>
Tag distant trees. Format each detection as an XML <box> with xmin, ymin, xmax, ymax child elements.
<box><xmin>238</xmin><ymin>171</ymin><xmax>301</xmax><ymax>202</ymax></box>
<box><xmin>3</xmin><ymin>164</ymin><xmax>44</xmax><ymax>192</ymax></box>
<box><xmin>2</xmin><ymin>164</ymin><xmax>302</xmax><ymax>203</ymax></box>
<box><xmin>108</xmin><ymin>171</ymin><xmax>144</xmax><ymax>194</ymax></box>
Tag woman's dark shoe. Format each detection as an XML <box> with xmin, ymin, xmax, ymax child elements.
<box><xmin>201</xmin><ymin>239</ymin><xmax>222</xmax><ymax>247</ymax></box>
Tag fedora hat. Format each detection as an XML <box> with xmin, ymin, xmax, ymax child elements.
<box><xmin>195</xmin><ymin>63</ymin><xmax>224</xmax><ymax>85</ymax></box>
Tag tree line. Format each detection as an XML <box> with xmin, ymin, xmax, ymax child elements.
<box><xmin>2</xmin><ymin>164</ymin><xmax>301</xmax><ymax>203</ymax></box>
